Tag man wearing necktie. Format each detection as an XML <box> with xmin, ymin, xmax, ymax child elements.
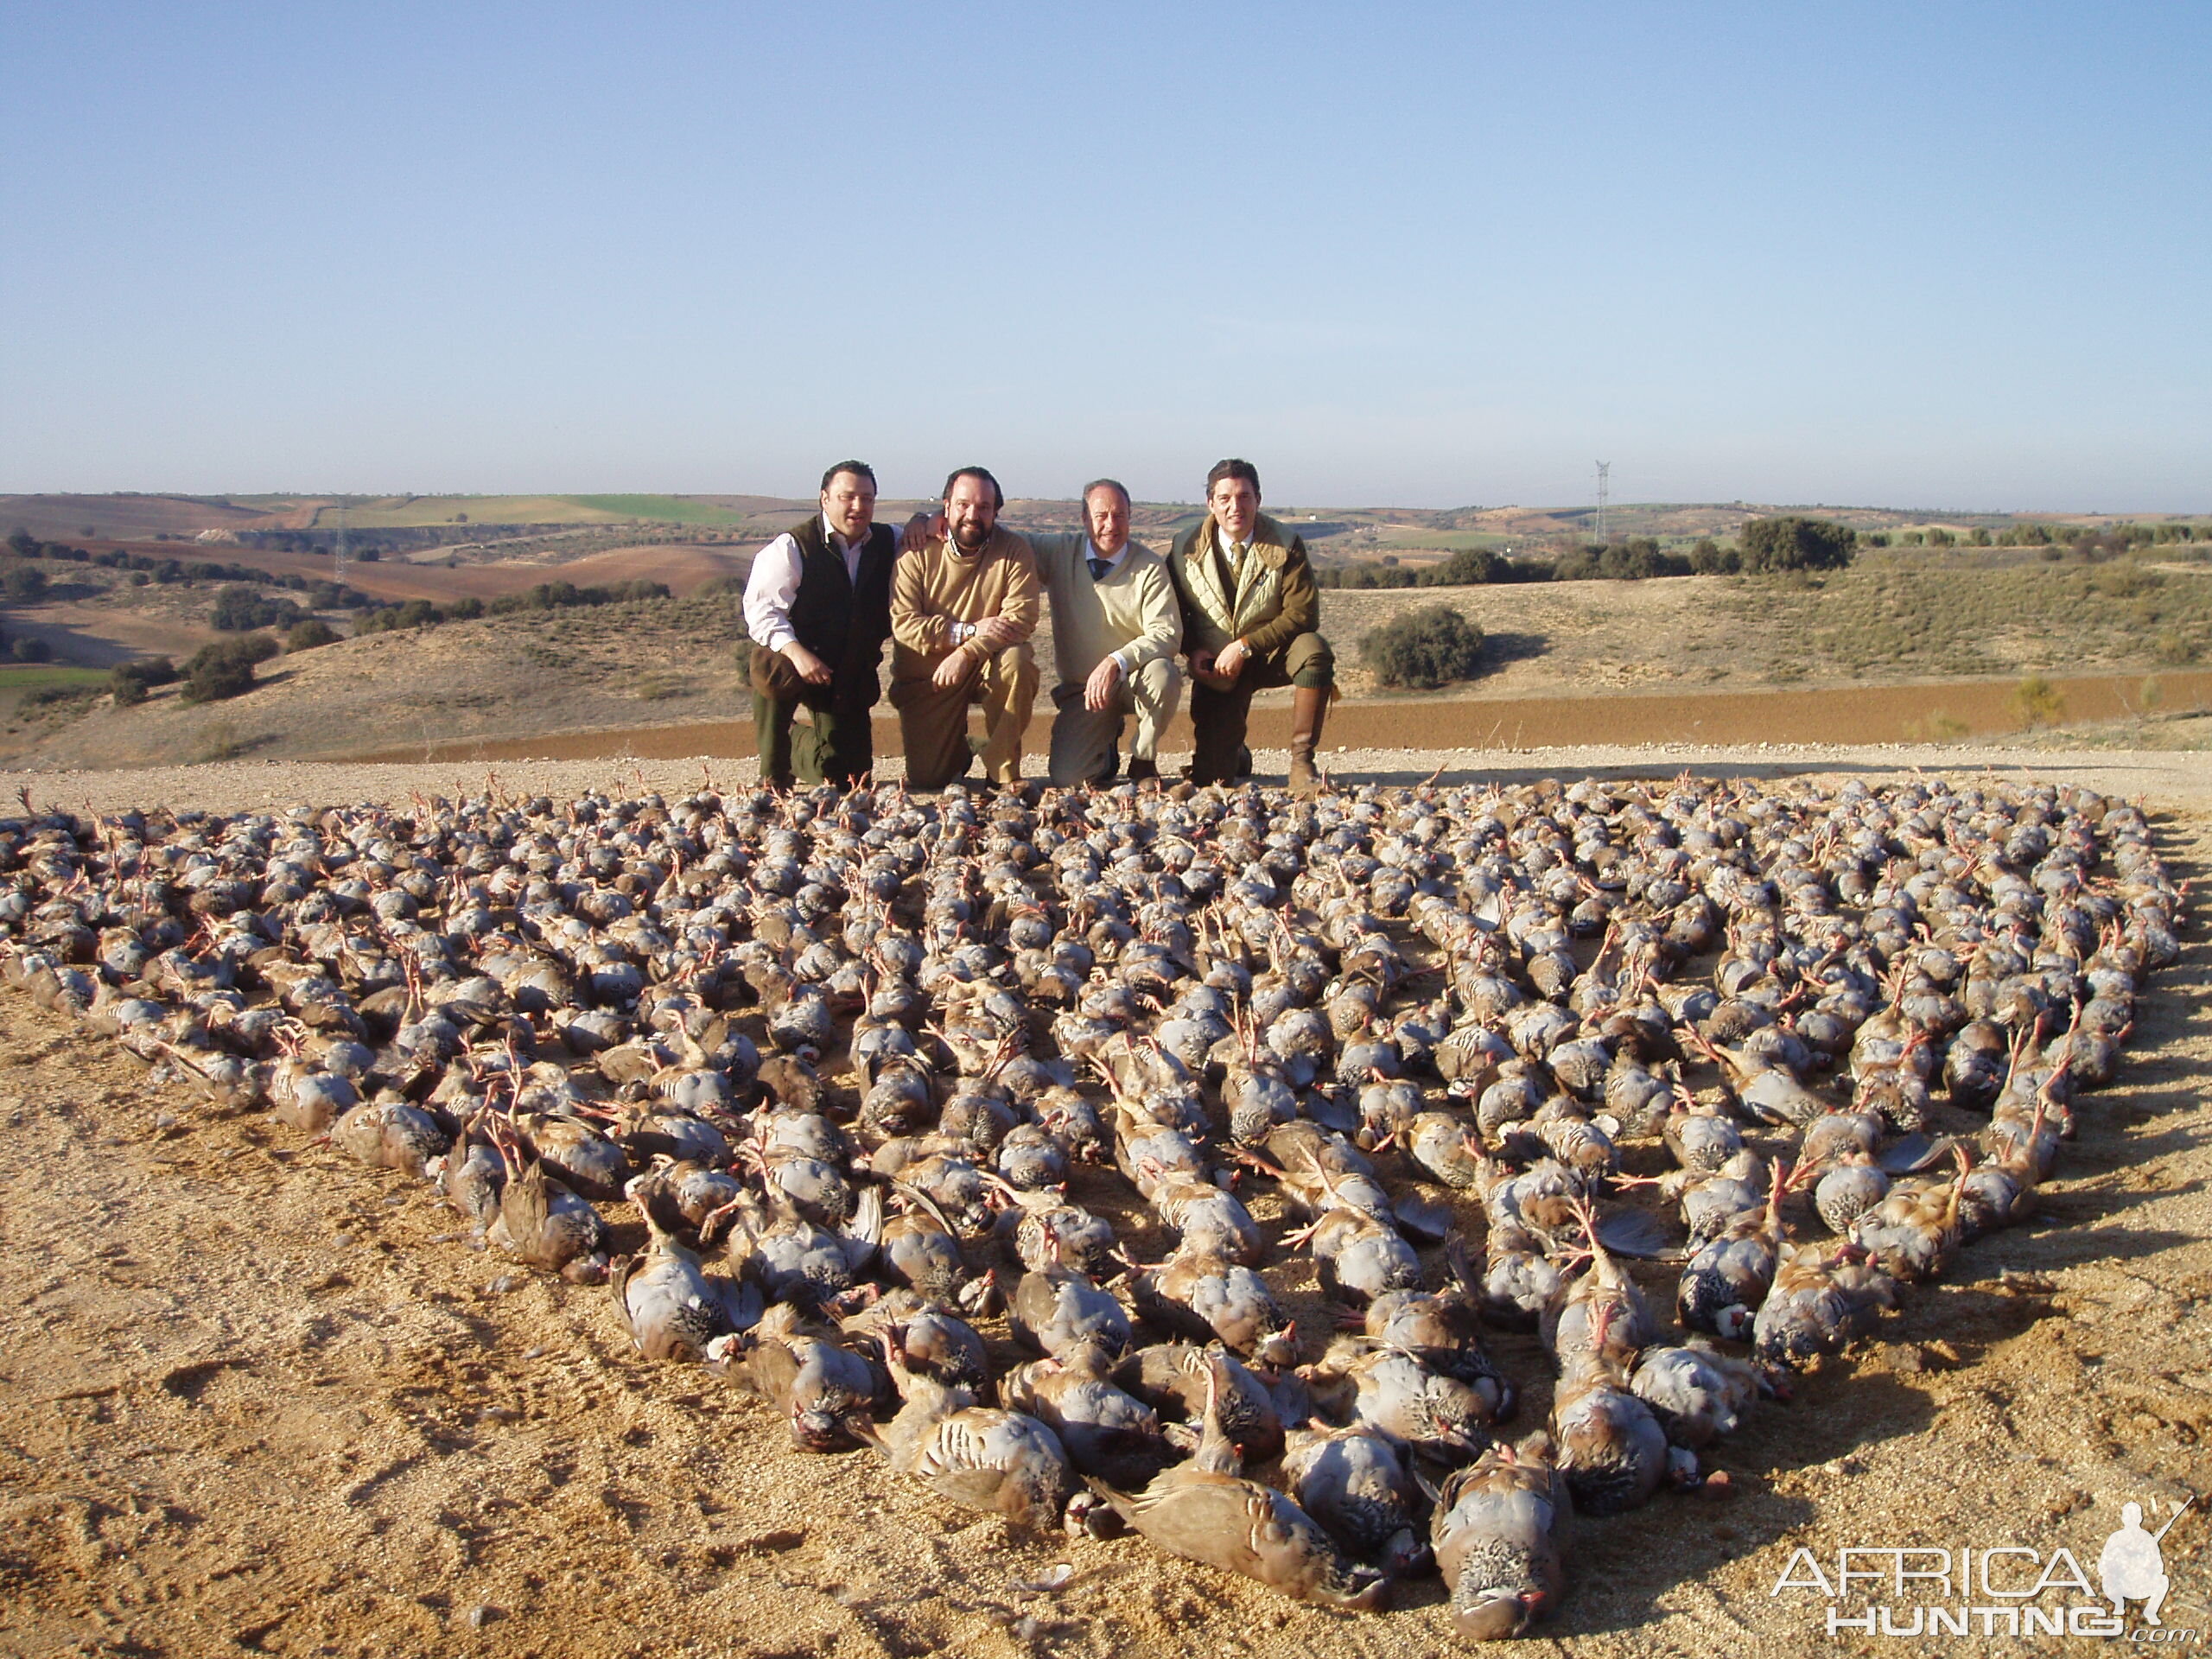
<box><xmin>1166</xmin><ymin>457</ymin><xmax>1335</xmax><ymax>793</ymax></box>
<box><xmin>741</xmin><ymin>461</ymin><xmax>899</xmax><ymax>788</ymax></box>
<box><xmin>1020</xmin><ymin>479</ymin><xmax>1183</xmax><ymax>785</ymax></box>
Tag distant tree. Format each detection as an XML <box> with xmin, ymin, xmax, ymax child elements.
<box><xmin>1968</xmin><ymin>527</ymin><xmax>1992</xmax><ymax>547</ymax></box>
<box><xmin>1422</xmin><ymin>548</ymin><xmax>1500</xmax><ymax>587</ymax></box>
<box><xmin>112</xmin><ymin>657</ymin><xmax>179</xmax><ymax>706</ymax></box>
<box><xmin>1926</xmin><ymin>528</ymin><xmax>1955</xmax><ymax>549</ymax></box>
<box><xmin>1739</xmin><ymin>516</ymin><xmax>1857</xmax><ymax>574</ymax></box>
<box><xmin>211</xmin><ymin>584</ymin><xmax>304</xmax><ymax>631</ymax></box>
<box><xmin>3</xmin><ymin>564</ymin><xmax>49</xmax><ymax>602</ymax></box>
<box><xmin>1361</xmin><ymin>604</ymin><xmax>1486</xmax><ymax>689</ymax></box>
<box><xmin>4</xmin><ymin>530</ymin><xmax>33</xmax><ymax>558</ymax></box>
<box><xmin>284</xmin><ymin>618</ymin><xmax>340</xmax><ymax>652</ymax></box>
<box><xmin>11</xmin><ymin>636</ymin><xmax>50</xmax><ymax>663</ymax></box>
<box><xmin>111</xmin><ymin>656</ymin><xmax>181</xmax><ymax>705</ymax></box>
<box><xmin>181</xmin><ymin>639</ymin><xmax>265</xmax><ymax>702</ymax></box>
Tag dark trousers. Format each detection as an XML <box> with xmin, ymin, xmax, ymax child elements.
<box><xmin>750</xmin><ymin>646</ymin><xmax>877</xmax><ymax>788</ymax></box>
<box><xmin>1187</xmin><ymin>630</ymin><xmax>1333</xmax><ymax>784</ymax></box>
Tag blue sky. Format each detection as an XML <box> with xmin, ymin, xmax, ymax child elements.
<box><xmin>3</xmin><ymin>3</ymin><xmax>2207</xmax><ymax>511</ymax></box>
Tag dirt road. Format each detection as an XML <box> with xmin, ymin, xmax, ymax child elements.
<box><xmin>2</xmin><ymin>750</ymin><xmax>2208</xmax><ymax>1657</ymax></box>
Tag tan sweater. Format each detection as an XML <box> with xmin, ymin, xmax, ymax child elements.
<box><xmin>888</xmin><ymin>526</ymin><xmax>1042</xmax><ymax>683</ymax></box>
<box><xmin>1025</xmin><ymin>532</ymin><xmax>1182</xmax><ymax>688</ymax></box>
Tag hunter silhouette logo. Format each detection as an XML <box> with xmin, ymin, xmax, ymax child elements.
<box><xmin>1770</xmin><ymin>1492</ymin><xmax>2202</xmax><ymax>1639</ymax></box>
<box><xmin>2101</xmin><ymin>1497</ymin><xmax>2192</xmax><ymax>1626</ymax></box>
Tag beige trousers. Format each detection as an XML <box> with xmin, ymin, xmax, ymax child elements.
<box><xmin>889</xmin><ymin>643</ymin><xmax>1039</xmax><ymax>789</ymax></box>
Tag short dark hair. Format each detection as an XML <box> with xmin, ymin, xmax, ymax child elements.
<box><xmin>943</xmin><ymin>466</ymin><xmax>1003</xmax><ymax>510</ymax></box>
<box><xmin>820</xmin><ymin>461</ymin><xmax>876</xmax><ymax>493</ymax></box>
<box><xmin>1205</xmin><ymin>458</ymin><xmax>1260</xmax><ymax>497</ymax></box>
<box><xmin>1081</xmin><ymin>478</ymin><xmax>1131</xmax><ymax>509</ymax></box>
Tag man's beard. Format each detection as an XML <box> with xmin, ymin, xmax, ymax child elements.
<box><xmin>951</xmin><ymin>522</ymin><xmax>989</xmax><ymax>553</ymax></box>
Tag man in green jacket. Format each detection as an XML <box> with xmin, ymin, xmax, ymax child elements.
<box><xmin>1166</xmin><ymin>457</ymin><xmax>1334</xmax><ymax>794</ymax></box>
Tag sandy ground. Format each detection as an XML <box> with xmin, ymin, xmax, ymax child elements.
<box><xmin>2</xmin><ymin>747</ymin><xmax>2209</xmax><ymax>1657</ymax></box>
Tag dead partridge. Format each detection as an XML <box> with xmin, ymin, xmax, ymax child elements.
<box><xmin>1011</xmin><ymin>1250</ymin><xmax>1133</xmax><ymax>1365</ymax></box>
<box><xmin>1549</xmin><ymin>1303</ymin><xmax>1669</xmax><ymax>1516</ymax></box>
<box><xmin>332</xmin><ymin>1096</ymin><xmax>450</xmax><ymax>1176</ymax></box>
<box><xmin>1430</xmin><ymin>1433</ymin><xmax>1572</xmax><ymax>1642</ymax></box>
<box><xmin>874</xmin><ymin>1348</ymin><xmax>1075</xmax><ymax>1533</ymax></box>
<box><xmin>837</xmin><ymin>1288</ymin><xmax>992</xmax><ymax>1401</ymax></box>
<box><xmin>1287</xmin><ymin>1207</ymin><xmax>1421</xmax><ymax>1306</ymax></box>
<box><xmin>1116</xmin><ymin>1343</ymin><xmax>1285</xmax><ymax>1465</ymax></box>
<box><xmin>1676</xmin><ymin>1158</ymin><xmax>1796</xmax><ymax>1341</ymax></box>
<box><xmin>739</xmin><ymin>1302</ymin><xmax>885</xmax><ymax>1452</ymax></box>
<box><xmin>1001</xmin><ymin>1346</ymin><xmax>1173</xmax><ymax>1490</ymax></box>
<box><xmin>485</xmin><ymin>1121</ymin><xmax>610</xmax><ymax>1283</ymax></box>
<box><xmin>1281</xmin><ymin>1424</ymin><xmax>1429</xmax><ymax>1574</ymax></box>
<box><xmin>1542</xmin><ymin>1194</ymin><xmax>1656</xmax><ymax>1364</ymax></box>
<box><xmin>611</xmin><ymin>1218</ymin><xmax>745</xmax><ymax>1363</ymax></box>
<box><xmin>1847</xmin><ymin>1147</ymin><xmax>1971</xmax><ymax>1284</ymax></box>
<box><xmin>1084</xmin><ymin>1461</ymin><xmax>1388</xmax><ymax>1609</ymax></box>
<box><xmin>1751</xmin><ymin>1242</ymin><xmax>1897</xmax><ymax>1373</ymax></box>
<box><xmin>1363</xmin><ymin>1238</ymin><xmax>1516</xmax><ymax>1414</ymax></box>
<box><xmin>1629</xmin><ymin>1341</ymin><xmax>1760</xmax><ymax>1448</ymax></box>
<box><xmin>1128</xmin><ymin>1240</ymin><xmax>1291</xmax><ymax>1363</ymax></box>
<box><xmin>1300</xmin><ymin>1338</ymin><xmax>1501</xmax><ymax>1454</ymax></box>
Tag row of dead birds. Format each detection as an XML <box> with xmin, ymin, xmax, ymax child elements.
<box><xmin>0</xmin><ymin>769</ymin><xmax>2181</xmax><ymax>1640</ymax></box>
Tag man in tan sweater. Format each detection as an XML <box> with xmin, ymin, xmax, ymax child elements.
<box><xmin>888</xmin><ymin>466</ymin><xmax>1041</xmax><ymax>789</ymax></box>
<box><xmin>1023</xmin><ymin>479</ymin><xmax>1182</xmax><ymax>785</ymax></box>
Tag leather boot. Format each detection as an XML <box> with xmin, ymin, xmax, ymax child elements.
<box><xmin>1287</xmin><ymin>684</ymin><xmax>1328</xmax><ymax>797</ymax></box>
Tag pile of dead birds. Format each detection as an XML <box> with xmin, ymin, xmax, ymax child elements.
<box><xmin>0</xmin><ymin>772</ymin><xmax>2181</xmax><ymax>1640</ymax></box>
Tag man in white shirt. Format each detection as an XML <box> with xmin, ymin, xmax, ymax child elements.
<box><xmin>1021</xmin><ymin>480</ymin><xmax>1183</xmax><ymax>785</ymax></box>
<box><xmin>741</xmin><ymin>461</ymin><xmax>899</xmax><ymax>788</ymax></box>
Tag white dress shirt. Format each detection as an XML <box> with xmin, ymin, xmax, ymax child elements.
<box><xmin>743</xmin><ymin>516</ymin><xmax>870</xmax><ymax>653</ymax></box>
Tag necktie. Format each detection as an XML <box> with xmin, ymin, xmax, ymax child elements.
<box><xmin>1087</xmin><ymin>557</ymin><xmax>1110</xmax><ymax>581</ymax></box>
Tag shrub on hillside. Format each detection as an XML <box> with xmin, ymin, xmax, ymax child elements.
<box><xmin>11</xmin><ymin>636</ymin><xmax>51</xmax><ymax>663</ymax></box>
<box><xmin>284</xmin><ymin>618</ymin><xmax>340</xmax><ymax>652</ymax></box>
<box><xmin>1739</xmin><ymin>516</ymin><xmax>1857</xmax><ymax>573</ymax></box>
<box><xmin>3</xmin><ymin>563</ymin><xmax>49</xmax><ymax>602</ymax></box>
<box><xmin>1360</xmin><ymin>604</ymin><xmax>1486</xmax><ymax>690</ymax></box>
<box><xmin>181</xmin><ymin>638</ymin><xmax>274</xmax><ymax>703</ymax></box>
<box><xmin>211</xmin><ymin>583</ymin><xmax>305</xmax><ymax>631</ymax></box>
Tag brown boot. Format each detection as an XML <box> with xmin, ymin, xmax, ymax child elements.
<box><xmin>1287</xmin><ymin>685</ymin><xmax>1329</xmax><ymax>797</ymax></box>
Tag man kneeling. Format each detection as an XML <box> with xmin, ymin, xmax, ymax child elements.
<box><xmin>1025</xmin><ymin>478</ymin><xmax>1182</xmax><ymax>785</ymax></box>
<box><xmin>1166</xmin><ymin>457</ymin><xmax>1334</xmax><ymax>794</ymax></box>
<box><xmin>888</xmin><ymin>466</ymin><xmax>1041</xmax><ymax>790</ymax></box>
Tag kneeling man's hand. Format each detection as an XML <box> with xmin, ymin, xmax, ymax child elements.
<box><xmin>1084</xmin><ymin>657</ymin><xmax>1122</xmax><ymax>712</ymax></box>
<box><xmin>1214</xmin><ymin>638</ymin><xmax>1249</xmax><ymax>680</ymax></box>
<box><xmin>932</xmin><ymin>650</ymin><xmax>976</xmax><ymax>690</ymax></box>
<box><xmin>783</xmin><ymin>643</ymin><xmax>835</xmax><ymax>686</ymax></box>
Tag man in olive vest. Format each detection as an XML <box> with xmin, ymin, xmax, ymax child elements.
<box><xmin>1166</xmin><ymin>457</ymin><xmax>1334</xmax><ymax>794</ymax></box>
<box><xmin>742</xmin><ymin>460</ymin><xmax>899</xmax><ymax>788</ymax></box>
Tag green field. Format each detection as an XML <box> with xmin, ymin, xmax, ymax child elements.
<box><xmin>0</xmin><ymin>665</ymin><xmax>111</xmax><ymax>691</ymax></box>
<box><xmin>308</xmin><ymin>495</ymin><xmax>754</xmax><ymax>530</ymax></box>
